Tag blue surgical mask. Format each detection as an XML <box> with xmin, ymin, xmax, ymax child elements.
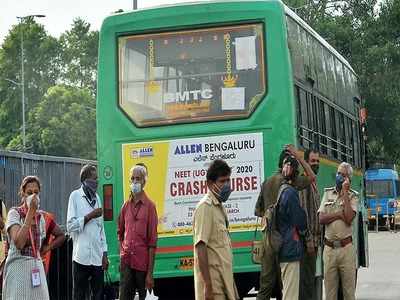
<box><xmin>336</xmin><ymin>173</ymin><xmax>345</xmax><ymax>191</ymax></box>
<box><xmin>214</xmin><ymin>183</ymin><xmax>232</xmax><ymax>203</ymax></box>
<box><xmin>130</xmin><ymin>182</ymin><xmax>142</xmax><ymax>194</ymax></box>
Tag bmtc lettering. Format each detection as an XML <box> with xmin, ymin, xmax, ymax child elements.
<box><xmin>165</xmin><ymin>89</ymin><xmax>213</xmax><ymax>103</ymax></box>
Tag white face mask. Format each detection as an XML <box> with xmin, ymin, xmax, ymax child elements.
<box><xmin>130</xmin><ymin>182</ymin><xmax>142</xmax><ymax>194</ymax></box>
<box><xmin>26</xmin><ymin>194</ymin><xmax>40</xmax><ymax>209</ymax></box>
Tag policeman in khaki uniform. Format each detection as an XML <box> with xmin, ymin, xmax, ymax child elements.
<box><xmin>193</xmin><ymin>159</ymin><xmax>238</xmax><ymax>300</ymax></box>
<box><xmin>318</xmin><ymin>162</ymin><xmax>358</xmax><ymax>300</ymax></box>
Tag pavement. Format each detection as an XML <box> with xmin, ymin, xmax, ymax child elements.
<box><xmin>356</xmin><ymin>231</ymin><xmax>400</xmax><ymax>300</ymax></box>
<box><xmin>129</xmin><ymin>231</ymin><xmax>399</xmax><ymax>299</ymax></box>
<box><xmin>244</xmin><ymin>231</ymin><xmax>400</xmax><ymax>300</ymax></box>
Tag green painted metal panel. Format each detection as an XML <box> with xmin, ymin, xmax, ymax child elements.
<box><xmin>96</xmin><ymin>0</ymin><xmax>366</xmax><ymax>284</ymax></box>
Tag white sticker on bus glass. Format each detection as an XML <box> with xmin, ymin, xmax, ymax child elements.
<box><xmin>235</xmin><ymin>36</ymin><xmax>257</xmax><ymax>70</ymax></box>
<box><xmin>121</xmin><ymin>132</ymin><xmax>264</xmax><ymax>237</ymax></box>
<box><xmin>221</xmin><ymin>87</ymin><xmax>245</xmax><ymax>110</ymax></box>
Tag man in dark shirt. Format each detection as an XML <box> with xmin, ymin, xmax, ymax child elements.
<box><xmin>299</xmin><ymin>149</ymin><xmax>322</xmax><ymax>300</ymax></box>
<box><xmin>278</xmin><ymin>155</ymin><xmax>307</xmax><ymax>300</ymax></box>
<box><xmin>255</xmin><ymin>145</ymin><xmax>315</xmax><ymax>300</ymax></box>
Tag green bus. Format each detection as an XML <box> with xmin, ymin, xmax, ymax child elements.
<box><xmin>97</xmin><ymin>0</ymin><xmax>368</xmax><ymax>298</ymax></box>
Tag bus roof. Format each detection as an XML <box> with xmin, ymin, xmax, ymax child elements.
<box><xmin>106</xmin><ymin>0</ymin><xmax>356</xmax><ymax>75</ymax></box>
<box><xmin>118</xmin><ymin>0</ymin><xmax>279</xmax><ymax>12</ymax></box>
<box><xmin>365</xmin><ymin>169</ymin><xmax>399</xmax><ymax>181</ymax></box>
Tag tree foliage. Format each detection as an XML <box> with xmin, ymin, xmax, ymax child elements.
<box><xmin>0</xmin><ymin>18</ymin><xmax>60</xmax><ymax>148</ymax></box>
<box><xmin>0</xmin><ymin>18</ymin><xmax>98</xmax><ymax>159</ymax></box>
<box><xmin>285</xmin><ymin>0</ymin><xmax>400</xmax><ymax>165</ymax></box>
<box><xmin>59</xmin><ymin>19</ymin><xmax>98</xmax><ymax>94</ymax></box>
<box><xmin>1</xmin><ymin>3</ymin><xmax>400</xmax><ymax>163</ymax></box>
<box><xmin>23</xmin><ymin>85</ymin><xmax>96</xmax><ymax>159</ymax></box>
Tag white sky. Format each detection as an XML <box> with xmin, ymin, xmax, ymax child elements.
<box><xmin>0</xmin><ymin>0</ymin><xmax>200</xmax><ymax>46</ymax></box>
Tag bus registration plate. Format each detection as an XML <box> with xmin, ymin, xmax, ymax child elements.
<box><xmin>179</xmin><ymin>257</ymin><xmax>194</xmax><ymax>270</ymax></box>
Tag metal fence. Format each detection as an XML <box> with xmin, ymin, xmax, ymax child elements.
<box><xmin>0</xmin><ymin>150</ymin><xmax>96</xmax><ymax>226</ymax></box>
<box><xmin>0</xmin><ymin>150</ymin><xmax>96</xmax><ymax>300</ymax></box>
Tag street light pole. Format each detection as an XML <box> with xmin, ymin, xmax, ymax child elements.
<box><xmin>16</xmin><ymin>14</ymin><xmax>45</xmax><ymax>152</ymax></box>
<box><xmin>133</xmin><ymin>0</ymin><xmax>138</xmax><ymax>10</ymax></box>
<box><xmin>20</xmin><ymin>22</ymin><xmax>25</xmax><ymax>152</ymax></box>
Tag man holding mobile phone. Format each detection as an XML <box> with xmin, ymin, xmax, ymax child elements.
<box><xmin>318</xmin><ymin>162</ymin><xmax>358</xmax><ymax>300</ymax></box>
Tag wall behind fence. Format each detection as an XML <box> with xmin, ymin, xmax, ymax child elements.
<box><xmin>0</xmin><ymin>150</ymin><xmax>96</xmax><ymax>227</ymax></box>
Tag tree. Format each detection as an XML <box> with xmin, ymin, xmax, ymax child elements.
<box><xmin>363</xmin><ymin>0</ymin><xmax>400</xmax><ymax>162</ymax></box>
<box><xmin>59</xmin><ymin>18</ymin><xmax>99</xmax><ymax>95</ymax></box>
<box><xmin>8</xmin><ymin>85</ymin><xmax>97</xmax><ymax>159</ymax></box>
<box><xmin>0</xmin><ymin>18</ymin><xmax>61</xmax><ymax>150</ymax></box>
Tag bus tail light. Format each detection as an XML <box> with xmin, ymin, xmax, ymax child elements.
<box><xmin>103</xmin><ymin>184</ymin><xmax>113</xmax><ymax>221</ymax></box>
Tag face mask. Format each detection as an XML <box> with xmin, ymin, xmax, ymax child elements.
<box><xmin>130</xmin><ymin>182</ymin><xmax>142</xmax><ymax>194</ymax></box>
<box><xmin>214</xmin><ymin>183</ymin><xmax>232</xmax><ymax>203</ymax></box>
<box><xmin>26</xmin><ymin>194</ymin><xmax>40</xmax><ymax>209</ymax></box>
<box><xmin>311</xmin><ymin>165</ymin><xmax>319</xmax><ymax>175</ymax></box>
<box><xmin>336</xmin><ymin>173</ymin><xmax>345</xmax><ymax>191</ymax></box>
<box><xmin>84</xmin><ymin>179</ymin><xmax>98</xmax><ymax>193</ymax></box>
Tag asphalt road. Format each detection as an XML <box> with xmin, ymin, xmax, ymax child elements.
<box><xmin>244</xmin><ymin>231</ymin><xmax>400</xmax><ymax>300</ymax></box>
<box><xmin>356</xmin><ymin>231</ymin><xmax>400</xmax><ymax>300</ymax></box>
<box><xmin>129</xmin><ymin>231</ymin><xmax>398</xmax><ymax>299</ymax></box>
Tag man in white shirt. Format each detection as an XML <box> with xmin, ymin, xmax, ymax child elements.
<box><xmin>67</xmin><ymin>164</ymin><xmax>108</xmax><ymax>300</ymax></box>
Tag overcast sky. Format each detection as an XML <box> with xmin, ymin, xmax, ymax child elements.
<box><xmin>0</xmin><ymin>0</ymin><xmax>201</xmax><ymax>46</ymax></box>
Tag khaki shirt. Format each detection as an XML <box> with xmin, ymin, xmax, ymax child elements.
<box><xmin>193</xmin><ymin>192</ymin><xmax>238</xmax><ymax>300</ymax></box>
<box><xmin>255</xmin><ymin>172</ymin><xmax>312</xmax><ymax>217</ymax></box>
<box><xmin>318</xmin><ymin>187</ymin><xmax>358</xmax><ymax>241</ymax></box>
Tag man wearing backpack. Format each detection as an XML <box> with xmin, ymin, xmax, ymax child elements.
<box><xmin>255</xmin><ymin>145</ymin><xmax>315</xmax><ymax>300</ymax></box>
<box><xmin>277</xmin><ymin>155</ymin><xmax>307</xmax><ymax>300</ymax></box>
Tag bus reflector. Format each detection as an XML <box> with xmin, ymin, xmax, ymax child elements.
<box><xmin>103</xmin><ymin>184</ymin><xmax>113</xmax><ymax>221</ymax></box>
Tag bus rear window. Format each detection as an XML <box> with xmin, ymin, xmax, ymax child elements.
<box><xmin>118</xmin><ymin>23</ymin><xmax>266</xmax><ymax>126</ymax></box>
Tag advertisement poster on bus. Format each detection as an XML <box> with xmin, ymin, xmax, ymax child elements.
<box><xmin>122</xmin><ymin>132</ymin><xmax>264</xmax><ymax>237</ymax></box>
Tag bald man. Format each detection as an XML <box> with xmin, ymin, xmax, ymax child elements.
<box><xmin>118</xmin><ymin>165</ymin><xmax>158</xmax><ymax>300</ymax></box>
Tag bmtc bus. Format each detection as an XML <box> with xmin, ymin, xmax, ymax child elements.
<box><xmin>365</xmin><ymin>168</ymin><xmax>399</xmax><ymax>229</ymax></box>
<box><xmin>97</xmin><ymin>0</ymin><xmax>369</xmax><ymax>298</ymax></box>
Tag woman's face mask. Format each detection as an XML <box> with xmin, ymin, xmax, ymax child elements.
<box><xmin>26</xmin><ymin>193</ymin><xmax>40</xmax><ymax>209</ymax></box>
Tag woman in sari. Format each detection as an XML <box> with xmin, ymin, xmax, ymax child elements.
<box><xmin>2</xmin><ymin>176</ymin><xmax>65</xmax><ymax>299</ymax></box>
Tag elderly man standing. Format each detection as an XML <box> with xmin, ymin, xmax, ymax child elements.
<box><xmin>118</xmin><ymin>164</ymin><xmax>158</xmax><ymax>300</ymax></box>
<box><xmin>319</xmin><ymin>162</ymin><xmax>358</xmax><ymax>300</ymax></box>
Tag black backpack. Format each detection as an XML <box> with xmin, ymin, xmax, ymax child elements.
<box><xmin>267</xmin><ymin>183</ymin><xmax>290</xmax><ymax>254</ymax></box>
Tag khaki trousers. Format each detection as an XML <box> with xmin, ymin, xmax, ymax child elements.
<box><xmin>280</xmin><ymin>261</ymin><xmax>300</xmax><ymax>300</ymax></box>
<box><xmin>323</xmin><ymin>243</ymin><xmax>356</xmax><ymax>300</ymax></box>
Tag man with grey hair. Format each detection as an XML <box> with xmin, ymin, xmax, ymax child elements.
<box><xmin>118</xmin><ymin>163</ymin><xmax>158</xmax><ymax>300</ymax></box>
<box><xmin>318</xmin><ymin>162</ymin><xmax>358</xmax><ymax>300</ymax></box>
